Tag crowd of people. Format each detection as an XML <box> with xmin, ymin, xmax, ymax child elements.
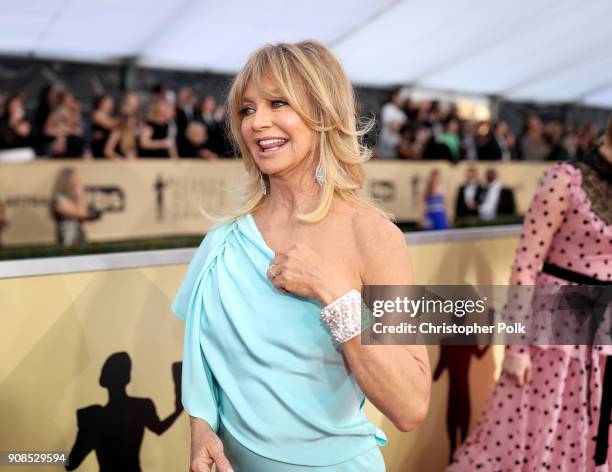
<box><xmin>0</xmin><ymin>84</ymin><xmax>231</xmax><ymax>160</ymax></box>
<box><xmin>0</xmin><ymin>84</ymin><xmax>606</xmax><ymax>163</ymax></box>
<box><xmin>377</xmin><ymin>90</ymin><xmax>603</xmax><ymax>162</ymax></box>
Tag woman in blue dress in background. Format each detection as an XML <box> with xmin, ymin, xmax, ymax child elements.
<box><xmin>172</xmin><ymin>41</ymin><xmax>431</xmax><ymax>472</ymax></box>
<box><xmin>422</xmin><ymin>169</ymin><xmax>450</xmax><ymax>230</ymax></box>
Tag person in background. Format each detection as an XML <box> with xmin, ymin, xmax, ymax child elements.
<box><xmin>179</xmin><ymin>122</ymin><xmax>219</xmax><ymax>160</ymax></box>
<box><xmin>197</xmin><ymin>95</ymin><xmax>226</xmax><ymax>156</ymax></box>
<box><xmin>576</xmin><ymin>122</ymin><xmax>599</xmax><ymax>158</ymax></box>
<box><xmin>50</xmin><ymin>168</ymin><xmax>100</xmax><ymax>246</ymax></box>
<box><xmin>505</xmin><ymin>129</ymin><xmax>520</xmax><ymax>160</ymax></box>
<box><xmin>421</xmin><ymin>168</ymin><xmax>450</xmax><ymax>230</ymax></box>
<box><xmin>449</xmin><ymin>116</ymin><xmax>612</xmax><ymax>472</ymax></box>
<box><xmin>104</xmin><ymin>113</ymin><xmax>140</xmax><ymax>160</ymax></box>
<box><xmin>139</xmin><ymin>99</ymin><xmax>178</xmax><ymax>159</ymax></box>
<box><xmin>377</xmin><ymin>89</ymin><xmax>406</xmax><ymax>159</ymax></box>
<box><xmin>104</xmin><ymin>92</ymin><xmax>142</xmax><ymax>160</ymax></box>
<box><xmin>403</xmin><ymin>97</ymin><xmax>419</xmax><ymax>122</ymax></box>
<box><xmin>562</xmin><ymin>125</ymin><xmax>578</xmax><ymax>159</ymax></box>
<box><xmin>0</xmin><ymin>94</ymin><xmax>33</xmax><ymax>150</ymax></box>
<box><xmin>397</xmin><ymin>125</ymin><xmax>419</xmax><ymax>160</ymax></box>
<box><xmin>176</xmin><ymin>87</ymin><xmax>198</xmax><ymax>157</ymax></box>
<box><xmin>422</xmin><ymin>123</ymin><xmax>453</xmax><ymax>161</ymax></box>
<box><xmin>440</xmin><ymin>118</ymin><xmax>462</xmax><ymax>163</ymax></box>
<box><xmin>544</xmin><ymin>121</ymin><xmax>570</xmax><ymax>161</ymax></box>
<box><xmin>198</xmin><ymin>95</ymin><xmax>219</xmax><ymax>128</ymax></box>
<box><xmin>493</xmin><ymin>121</ymin><xmax>512</xmax><ymax>161</ymax></box>
<box><xmin>518</xmin><ymin>114</ymin><xmax>548</xmax><ymax>160</ymax></box>
<box><xmin>120</xmin><ymin>91</ymin><xmax>142</xmax><ymax>118</ymax></box>
<box><xmin>455</xmin><ymin>166</ymin><xmax>483</xmax><ymax>220</ymax></box>
<box><xmin>45</xmin><ymin>92</ymin><xmax>86</xmax><ymax>158</ymax></box>
<box><xmin>34</xmin><ymin>84</ymin><xmax>62</xmax><ymax>154</ymax></box>
<box><xmin>478</xmin><ymin>168</ymin><xmax>516</xmax><ymax>221</ymax></box>
<box><xmin>152</xmin><ymin>83</ymin><xmax>174</xmax><ymax>104</ymax></box>
<box><xmin>475</xmin><ymin>122</ymin><xmax>502</xmax><ymax>160</ymax></box>
<box><xmin>90</xmin><ymin>94</ymin><xmax>118</xmax><ymax>158</ymax></box>
<box><xmin>460</xmin><ymin>120</ymin><xmax>478</xmax><ymax>161</ymax></box>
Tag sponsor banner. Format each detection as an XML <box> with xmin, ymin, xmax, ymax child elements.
<box><xmin>0</xmin><ymin>160</ymin><xmax>549</xmax><ymax>246</ymax></box>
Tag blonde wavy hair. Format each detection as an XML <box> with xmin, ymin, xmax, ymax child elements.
<box><xmin>226</xmin><ymin>40</ymin><xmax>389</xmax><ymax>223</ymax></box>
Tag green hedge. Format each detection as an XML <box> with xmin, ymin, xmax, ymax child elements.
<box><xmin>0</xmin><ymin>236</ymin><xmax>203</xmax><ymax>261</ymax></box>
<box><xmin>453</xmin><ymin>215</ymin><xmax>524</xmax><ymax>228</ymax></box>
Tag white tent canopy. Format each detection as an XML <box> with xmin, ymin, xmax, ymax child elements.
<box><xmin>2</xmin><ymin>0</ymin><xmax>612</xmax><ymax>107</ymax></box>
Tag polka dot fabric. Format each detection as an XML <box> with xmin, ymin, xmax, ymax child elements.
<box><xmin>511</xmin><ymin>163</ymin><xmax>611</xmax><ymax>287</ymax></box>
<box><xmin>449</xmin><ymin>163</ymin><xmax>612</xmax><ymax>471</ymax></box>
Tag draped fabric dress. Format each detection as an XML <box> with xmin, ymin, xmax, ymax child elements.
<box><xmin>172</xmin><ymin>213</ymin><xmax>386</xmax><ymax>471</ymax></box>
<box><xmin>449</xmin><ymin>156</ymin><xmax>612</xmax><ymax>471</ymax></box>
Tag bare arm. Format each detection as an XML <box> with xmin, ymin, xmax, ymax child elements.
<box><xmin>104</xmin><ymin>129</ymin><xmax>121</xmax><ymax>160</ymax></box>
<box><xmin>340</xmin><ymin>220</ymin><xmax>430</xmax><ymax>432</ymax></box>
<box><xmin>92</xmin><ymin>110</ymin><xmax>118</xmax><ymax>130</ymax></box>
<box><xmin>503</xmin><ymin>164</ymin><xmax>572</xmax><ymax>384</ymax></box>
<box><xmin>54</xmin><ymin>194</ymin><xmax>89</xmax><ymax>219</ymax></box>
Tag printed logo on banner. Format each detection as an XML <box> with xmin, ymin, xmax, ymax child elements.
<box><xmin>367</xmin><ymin>180</ymin><xmax>396</xmax><ymax>202</ymax></box>
<box><xmin>1</xmin><ymin>195</ymin><xmax>50</xmax><ymax>208</ymax></box>
<box><xmin>153</xmin><ymin>174</ymin><xmax>228</xmax><ymax>222</ymax></box>
<box><xmin>84</xmin><ymin>186</ymin><xmax>125</xmax><ymax>214</ymax></box>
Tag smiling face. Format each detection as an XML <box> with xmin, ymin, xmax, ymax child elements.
<box><xmin>240</xmin><ymin>78</ymin><xmax>315</xmax><ymax>178</ymax></box>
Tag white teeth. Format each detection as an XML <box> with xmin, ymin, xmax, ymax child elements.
<box><xmin>259</xmin><ymin>138</ymin><xmax>287</xmax><ymax>146</ymax></box>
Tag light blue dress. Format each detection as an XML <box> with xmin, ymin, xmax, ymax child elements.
<box><xmin>172</xmin><ymin>213</ymin><xmax>386</xmax><ymax>471</ymax></box>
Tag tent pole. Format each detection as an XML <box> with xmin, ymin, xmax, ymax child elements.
<box><xmin>489</xmin><ymin>95</ymin><xmax>500</xmax><ymax>122</ymax></box>
<box><xmin>120</xmin><ymin>57</ymin><xmax>137</xmax><ymax>92</ymax></box>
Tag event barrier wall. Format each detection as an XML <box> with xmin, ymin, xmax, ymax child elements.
<box><xmin>0</xmin><ymin>226</ymin><xmax>519</xmax><ymax>471</ymax></box>
<box><xmin>0</xmin><ymin>160</ymin><xmax>549</xmax><ymax>246</ymax></box>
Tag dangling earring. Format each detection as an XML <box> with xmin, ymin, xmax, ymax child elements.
<box><xmin>259</xmin><ymin>171</ymin><xmax>267</xmax><ymax>195</ymax></box>
<box><xmin>315</xmin><ymin>162</ymin><xmax>325</xmax><ymax>186</ymax></box>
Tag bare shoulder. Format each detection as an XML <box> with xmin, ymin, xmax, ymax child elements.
<box><xmin>342</xmin><ymin>206</ymin><xmax>412</xmax><ymax>284</ymax></box>
<box><xmin>349</xmin><ymin>207</ymin><xmax>406</xmax><ymax>254</ymax></box>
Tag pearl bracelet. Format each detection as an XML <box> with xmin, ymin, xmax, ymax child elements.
<box><xmin>320</xmin><ymin>289</ymin><xmax>362</xmax><ymax>344</ymax></box>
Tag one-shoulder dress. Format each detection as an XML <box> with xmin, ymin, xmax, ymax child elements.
<box><xmin>172</xmin><ymin>213</ymin><xmax>386</xmax><ymax>471</ymax></box>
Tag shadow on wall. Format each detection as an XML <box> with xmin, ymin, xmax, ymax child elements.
<box><xmin>65</xmin><ymin>353</ymin><xmax>183</xmax><ymax>471</ymax></box>
<box><xmin>433</xmin><ymin>342</ymin><xmax>489</xmax><ymax>463</ymax></box>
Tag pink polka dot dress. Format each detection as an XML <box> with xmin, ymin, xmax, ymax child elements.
<box><xmin>449</xmin><ymin>157</ymin><xmax>612</xmax><ymax>471</ymax></box>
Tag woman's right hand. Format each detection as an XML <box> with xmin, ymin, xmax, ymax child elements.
<box><xmin>189</xmin><ymin>418</ymin><xmax>233</xmax><ymax>472</ymax></box>
<box><xmin>502</xmin><ymin>353</ymin><xmax>532</xmax><ymax>386</ymax></box>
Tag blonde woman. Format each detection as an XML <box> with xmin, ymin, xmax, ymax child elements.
<box><xmin>104</xmin><ymin>93</ymin><xmax>142</xmax><ymax>160</ymax></box>
<box><xmin>172</xmin><ymin>41</ymin><xmax>431</xmax><ymax>472</ymax></box>
<box><xmin>50</xmin><ymin>168</ymin><xmax>99</xmax><ymax>246</ymax></box>
<box><xmin>139</xmin><ymin>99</ymin><xmax>177</xmax><ymax>159</ymax></box>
